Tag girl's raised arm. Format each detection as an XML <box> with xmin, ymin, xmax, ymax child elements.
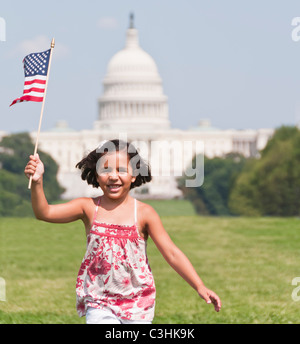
<box><xmin>24</xmin><ymin>154</ymin><xmax>90</xmax><ymax>224</ymax></box>
<box><xmin>142</xmin><ymin>203</ymin><xmax>221</xmax><ymax>312</ymax></box>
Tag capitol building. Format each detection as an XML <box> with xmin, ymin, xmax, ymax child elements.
<box><xmin>30</xmin><ymin>16</ymin><xmax>274</xmax><ymax>199</ymax></box>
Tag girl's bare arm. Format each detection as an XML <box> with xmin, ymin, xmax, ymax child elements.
<box><xmin>143</xmin><ymin>203</ymin><xmax>221</xmax><ymax>312</ymax></box>
<box><xmin>24</xmin><ymin>154</ymin><xmax>90</xmax><ymax>224</ymax></box>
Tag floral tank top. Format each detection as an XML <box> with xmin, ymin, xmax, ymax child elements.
<box><xmin>76</xmin><ymin>198</ymin><xmax>156</xmax><ymax>321</ymax></box>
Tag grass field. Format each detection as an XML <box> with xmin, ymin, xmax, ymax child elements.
<box><xmin>0</xmin><ymin>199</ymin><xmax>299</xmax><ymax>324</ymax></box>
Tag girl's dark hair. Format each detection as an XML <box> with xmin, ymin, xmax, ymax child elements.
<box><xmin>76</xmin><ymin>139</ymin><xmax>152</xmax><ymax>189</ymax></box>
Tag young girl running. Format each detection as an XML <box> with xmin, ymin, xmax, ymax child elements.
<box><xmin>24</xmin><ymin>139</ymin><xmax>221</xmax><ymax>324</ymax></box>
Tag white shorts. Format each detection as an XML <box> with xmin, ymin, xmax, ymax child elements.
<box><xmin>86</xmin><ymin>306</ymin><xmax>152</xmax><ymax>324</ymax></box>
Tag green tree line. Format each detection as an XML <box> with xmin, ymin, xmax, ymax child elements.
<box><xmin>179</xmin><ymin>126</ymin><xmax>300</xmax><ymax>216</ymax></box>
<box><xmin>2</xmin><ymin>127</ymin><xmax>299</xmax><ymax>217</ymax></box>
<box><xmin>0</xmin><ymin>133</ymin><xmax>64</xmax><ymax>217</ymax></box>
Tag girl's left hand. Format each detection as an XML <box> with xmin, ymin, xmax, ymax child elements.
<box><xmin>197</xmin><ymin>285</ymin><xmax>222</xmax><ymax>312</ymax></box>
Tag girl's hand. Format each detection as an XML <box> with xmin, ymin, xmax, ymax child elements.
<box><xmin>197</xmin><ymin>285</ymin><xmax>222</xmax><ymax>312</ymax></box>
<box><xmin>24</xmin><ymin>154</ymin><xmax>44</xmax><ymax>182</ymax></box>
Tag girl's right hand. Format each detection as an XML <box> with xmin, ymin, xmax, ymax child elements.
<box><xmin>24</xmin><ymin>154</ymin><xmax>44</xmax><ymax>182</ymax></box>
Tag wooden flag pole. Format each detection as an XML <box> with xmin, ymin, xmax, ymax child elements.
<box><xmin>28</xmin><ymin>38</ymin><xmax>55</xmax><ymax>189</ymax></box>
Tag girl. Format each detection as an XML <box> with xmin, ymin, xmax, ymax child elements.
<box><xmin>24</xmin><ymin>139</ymin><xmax>221</xmax><ymax>324</ymax></box>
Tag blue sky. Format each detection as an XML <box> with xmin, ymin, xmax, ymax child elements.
<box><xmin>1</xmin><ymin>1</ymin><xmax>300</xmax><ymax>133</ymax></box>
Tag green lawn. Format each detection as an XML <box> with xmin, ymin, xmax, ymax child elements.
<box><xmin>0</xmin><ymin>201</ymin><xmax>299</xmax><ymax>324</ymax></box>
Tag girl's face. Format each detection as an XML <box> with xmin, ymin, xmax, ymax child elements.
<box><xmin>96</xmin><ymin>151</ymin><xmax>136</xmax><ymax>200</ymax></box>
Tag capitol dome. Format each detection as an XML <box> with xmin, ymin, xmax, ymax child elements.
<box><xmin>95</xmin><ymin>14</ymin><xmax>170</xmax><ymax>131</ymax></box>
<box><xmin>105</xmin><ymin>29</ymin><xmax>161</xmax><ymax>81</ymax></box>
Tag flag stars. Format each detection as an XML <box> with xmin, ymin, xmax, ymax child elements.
<box><xmin>10</xmin><ymin>48</ymin><xmax>51</xmax><ymax>107</ymax></box>
<box><xmin>22</xmin><ymin>49</ymin><xmax>50</xmax><ymax>77</ymax></box>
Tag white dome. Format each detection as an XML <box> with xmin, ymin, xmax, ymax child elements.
<box><xmin>104</xmin><ymin>28</ymin><xmax>161</xmax><ymax>82</ymax></box>
<box><xmin>96</xmin><ymin>21</ymin><xmax>170</xmax><ymax>131</ymax></box>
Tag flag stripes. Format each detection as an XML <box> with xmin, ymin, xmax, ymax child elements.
<box><xmin>10</xmin><ymin>50</ymin><xmax>50</xmax><ymax>107</ymax></box>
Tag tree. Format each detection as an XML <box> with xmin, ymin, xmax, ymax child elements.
<box><xmin>229</xmin><ymin>126</ymin><xmax>300</xmax><ymax>216</ymax></box>
<box><xmin>178</xmin><ymin>153</ymin><xmax>246</xmax><ymax>215</ymax></box>
<box><xmin>0</xmin><ymin>132</ymin><xmax>64</xmax><ymax>217</ymax></box>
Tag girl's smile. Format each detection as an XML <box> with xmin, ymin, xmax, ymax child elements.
<box><xmin>107</xmin><ymin>184</ymin><xmax>122</xmax><ymax>192</ymax></box>
<box><xmin>96</xmin><ymin>151</ymin><xmax>136</xmax><ymax>198</ymax></box>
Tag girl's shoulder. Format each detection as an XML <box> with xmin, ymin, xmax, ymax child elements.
<box><xmin>75</xmin><ymin>196</ymin><xmax>101</xmax><ymax>222</ymax></box>
<box><xmin>69</xmin><ymin>196</ymin><xmax>99</xmax><ymax>214</ymax></box>
<box><xmin>136</xmin><ymin>200</ymin><xmax>163</xmax><ymax>235</ymax></box>
<box><xmin>136</xmin><ymin>200</ymin><xmax>159</xmax><ymax>221</ymax></box>
<box><xmin>71</xmin><ymin>196</ymin><xmax>98</xmax><ymax>206</ymax></box>
<box><xmin>136</xmin><ymin>199</ymin><xmax>154</xmax><ymax>211</ymax></box>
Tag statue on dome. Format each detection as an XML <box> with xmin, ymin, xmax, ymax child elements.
<box><xmin>129</xmin><ymin>12</ymin><xmax>134</xmax><ymax>28</ymax></box>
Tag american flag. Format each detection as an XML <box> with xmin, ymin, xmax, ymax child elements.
<box><xmin>10</xmin><ymin>49</ymin><xmax>51</xmax><ymax>106</ymax></box>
